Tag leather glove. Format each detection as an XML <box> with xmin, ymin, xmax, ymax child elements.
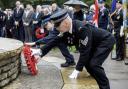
<box><xmin>69</xmin><ymin>69</ymin><xmax>80</xmax><ymax>79</ymax></box>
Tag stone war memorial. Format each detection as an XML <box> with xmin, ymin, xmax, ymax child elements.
<box><xmin>0</xmin><ymin>38</ymin><xmax>23</xmax><ymax>88</ymax></box>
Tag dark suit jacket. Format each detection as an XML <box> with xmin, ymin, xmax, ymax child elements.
<box><xmin>0</xmin><ymin>11</ymin><xmax>6</xmax><ymax>28</ymax></box>
<box><xmin>98</xmin><ymin>8</ymin><xmax>109</xmax><ymax>30</ymax></box>
<box><xmin>13</xmin><ymin>8</ymin><xmax>24</xmax><ymax>26</ymax></box>
<box><xmin>112</xmin><ymin>9</ymin><xmax>123</xmax><ymax>29</ymax></box>
<box><xmin>32</xmin><ymin>12</ymin><xmax>43</xmax><ymax>27</ymax></box>
<box><xmin>5</xmin><ymin>15</ymin><xmax>14</xmax><ymax>29</ymax></box>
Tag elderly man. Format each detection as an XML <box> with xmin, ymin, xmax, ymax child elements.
<box><xmin>37</xmin><ymin>9</ymin><xmax>115</xmax><ymax>89</ymax></box>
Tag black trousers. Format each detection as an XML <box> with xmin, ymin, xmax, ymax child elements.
<box><xmin>40</xmin><ymin>40</ymin><xmax>74</xmax><ymax>63</ymax></box>
<box><xmin>58</xmin><ymin>43</ymin><xmax>74</xmax><ymax>63</ymax></box>
<box><xmin>13</xmin><ymin>26</ymin><xmax>24</xmax><ymax>42</ymax></box>
<box><xmin>84</xmin><ymin>36</ymin><xmax>115</xmax><ymax>89</ymax></box>
<box><xmin>114</xmin><ymin>27</ymin><xmax>125</xmax><ymax>59</ymax></box>
<box><xmin>6</xmin><ymin>28</ymin><xmax>12</xmax><ymax>38</ymax></box>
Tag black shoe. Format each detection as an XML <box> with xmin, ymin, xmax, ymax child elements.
<box><xmin>61</xmin><ymin>62</ymin><xmax>76</xmax><ymax>67</ymax></box>
<box><xmin>116</xmin><ymin>58</ymin><xmax>123</xmax><ymax>61</ymax></box>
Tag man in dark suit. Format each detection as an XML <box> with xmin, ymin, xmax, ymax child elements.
<box><xmin>5</xmin><ymin>9</ymin><xmax>13</xmax><ymax>38</ymax></box>
<box><xmin>98</xmin><ymin>0</ymin><xmax>109</xmax><ymax>30</ymax></box>
<box><xmin>32</xmin><ymin>5</ymin><xmax>43</xmax><ymax>42</ymax></box>
<box><xmin>38</xmin><ymin>9</ymin><xmax>115</xmax><ymax>89</ymax></box>
<box><xmin>12</xmin><ymin>1</ymin><xmax>24</xmax><ymax>41</ymax></box>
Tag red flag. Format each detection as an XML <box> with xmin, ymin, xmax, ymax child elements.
<box><xmin>93</xmin><ymin>0</ymin><xmax>99</xmax><ymax>27</ymax></box>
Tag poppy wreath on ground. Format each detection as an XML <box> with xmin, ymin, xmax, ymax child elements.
<box><xmin>35</xmin><ymin>28</ymin><xmax>46</xmax><ymax>39</ymax></box>
<box><xmin>22</xmin><ymin>45</ymin><xmax>38</xmax><ymax>75</ymax></box>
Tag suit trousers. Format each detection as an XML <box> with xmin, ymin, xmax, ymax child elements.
<box><xmin>84</xmin><ymin>36</ymin><xmax>115</xmax><ymax>89</ymax></box>
<box><xmin>114</xmin><ymin>27</ymin><xmax>125</xmax><ymax>59</ymax></box>
<box><xmin>58</xmin><ymin>43</ymin><xmax>74</xmax><ymax>63</ymax></box>
<box><xmin>24</xmin><ymin>26</ymin><xmax>32</xmax><ymax>42</ymax></box>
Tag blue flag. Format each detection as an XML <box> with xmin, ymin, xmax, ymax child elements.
<box><xmin>111</xmin><ymin>0</ymin><xmax>116</xmax><ymax>13</ymax></box>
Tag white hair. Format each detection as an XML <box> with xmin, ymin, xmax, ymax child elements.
<box><xmin>90</xmin><ymin>4</ymin><xmax>95</xmax><ymax>11</ymax></box>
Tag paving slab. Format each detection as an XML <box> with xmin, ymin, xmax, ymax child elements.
<box><xmin>3</xmin><ymin>60</ymin><xmax>64</xmax><ymax>89</ymax></box>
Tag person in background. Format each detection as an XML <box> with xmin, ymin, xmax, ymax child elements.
<box><xmin>5</xmin><ymin>9</ymin><xmax>13</xmax><ymax>38</ymax></box>
<box><xmin>98</xmin><ymin>0</ymin><xmax>109</xmax><ymax>30</ymax></box>
<box><xmin>51</xmin><ymin>3</ymin><xmax>61</xmax><ymax>14</ymax></box>
<box><xmin>0</xmin><ymin>8</ymin><xmax>6</xmax><ymax>37</ymax></box>
<box><xmin>86</xmin><ymin>4</ymin><xmax>95</xmax><ymax>23</ymax></box>
<box><xmin>32</xmin><ymin>5</ymin><xmax>42</xmax><ymax>42</ymax></box>
<box><xmin>73</xmin><ymin>5</ymin><xmax>85</xmax><ymax>52</ymax></box>
<box><xmin>73</xmin><ymin>5</ymin><xmax>84</xmax><ymax>21</ymax></box>
<box><xmin>22</xmin><ymin>4</ymin><xmax>34</xmax><ymax>42</ymax></box>
<box><xmin>111</xmin><ymin>0</ymin><xmax>124</xmax><ymax>61</ymax></box>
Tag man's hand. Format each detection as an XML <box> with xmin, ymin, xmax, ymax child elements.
<box><xmin>23</xmin><ymin>22</ymin><xmax>29</xmax><ymax>26</ymax></box>
<box><xmin>15</xmin><ymin>21</ymin><xmax>19</xmax><ymax>26</ymax></box>
<box><xmin>69</xmin><ymin>69</ymin><xmax>80</xmax><ymax>79</ymax></box>
<box><xmin>33</xmin><ymin>21</ymin><xmax>38</xmax><ymax>24</ymax></box>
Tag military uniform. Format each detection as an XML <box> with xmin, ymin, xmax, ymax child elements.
<box><xmin>35</xmin><ymin>15</ymin><xmax>75</xmax><ymax>67</ymax></box>
<box><xmin>40</xmin><ymin>9</ymin><xmax>115</xmax><ymax>89</ymax></box>
<box><xmin>36</xmin><ymin>28</ymin><xmax>75</xmax><ymax>66</ymax></box>
<box><xmin>111</xmin><ymin>1</ymin><xmax>124</xmax><ymax>60</ymax></box>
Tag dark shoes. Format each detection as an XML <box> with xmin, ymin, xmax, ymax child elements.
<box><xmin>116</xmin><ymin>57</ymin><xmax>124</xmax><ymax>61</ymax></box>
<box><xmin>112</xmin><ymin>57</ymin><xmax>124</xmax><ymax>61</ymax></box>
<box><xmin>61</xmin><ymin>62</ymin><xmax>76</xmax><ymax>67</ymax></box>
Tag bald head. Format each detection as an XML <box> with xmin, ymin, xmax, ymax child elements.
<box><xmin>52</xmin><ymin>3</ymin><xmax>58</xmax><ymax>11</ymax></box>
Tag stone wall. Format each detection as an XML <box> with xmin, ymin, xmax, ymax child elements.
<box><xmin>0</xmin><ymin>54</ymin><xmax>21</xmax><ymax>87</ymax></box>
<box><xmin>0</xmin><ymin>38</ymin><xmax>23</xmax><ymax>88</ymax></box>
